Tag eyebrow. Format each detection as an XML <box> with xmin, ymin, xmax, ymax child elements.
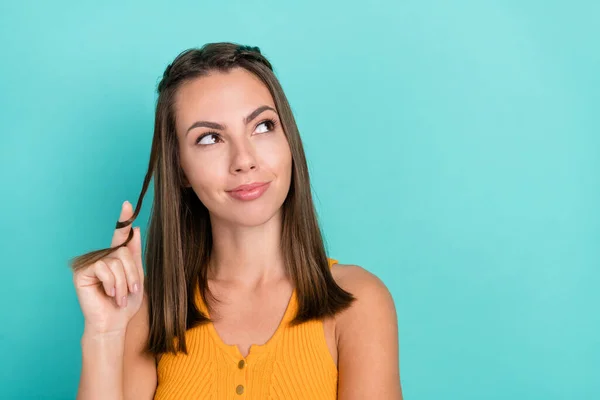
<box><xmin>185</xmin><ymin>105</ymin><xmax>277</xmax><ymax>136</ymax></box>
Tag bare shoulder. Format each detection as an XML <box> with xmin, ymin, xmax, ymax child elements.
<box><xmin>330</xmin><ymin>263</ymin><xmax>396</xmax><ymax>318</ymax></box>
<box><xmin>330</xmin><ymin>263</ymin><xmax>387</xmax><ymax>288</ymax></box>
<box><xmin>330</xmin><ymin>263</ymin><xmax>403</xmax><ymax>399</ymax></box>
<box><xmin>329</xmin><ymin>262</ymin><xmax>397</xmax><ymax>341</ymax></box>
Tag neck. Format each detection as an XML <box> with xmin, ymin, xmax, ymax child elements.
<box><xmin>208</xmin><ymin>209</ymin><xmax>286</xmax><ymax>288</ymax></box>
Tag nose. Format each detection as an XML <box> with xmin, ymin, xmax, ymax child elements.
<box><xmin>230</xmin><ymin>138</ymin><xmax>258</xmax><ymax>174</ymax></box>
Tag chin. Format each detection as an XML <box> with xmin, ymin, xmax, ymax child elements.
<box><xmin>219</xmin><ymin>204</ymin><xmax>282</xmax><ymax>228</ymax></box>
<box><xmin>206</xmin><ymin>192</ymin><xmax>285</xmax><ymax>227</ymax></box>
<box><xmin>235</xmin><ymin>211</ymin><xmax>280</xmax><ymax>228</ymax></box>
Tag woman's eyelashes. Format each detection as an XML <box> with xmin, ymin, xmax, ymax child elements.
<box><xmin>195</xmin><ymin>118</ymin><xmax>279</xmax><ymax>146</ymax></box>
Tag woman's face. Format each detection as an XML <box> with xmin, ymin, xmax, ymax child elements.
<box><xmin>174</xmin><ymin>67</ymin><xmax>292</xmax><ymax>227</ymax></box>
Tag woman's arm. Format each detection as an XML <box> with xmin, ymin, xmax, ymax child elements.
<box><xmin>122</xmin><ymin>293</ymin><xmax>157</xmax><ymax>399</ymax></box>
<box><xmin>333</xmin><ymin>265</ymin><xmax>403</xmax><ymax>399</ymax></box>
<box><xmin>78</xmin><ymin>329</ymin><xmax>126</xmax><ymax>400</ymax></box>
<box><xmin>77</xmin><ymin>293</ymin><xmax>157</xmax><ymax>400</ymax></box>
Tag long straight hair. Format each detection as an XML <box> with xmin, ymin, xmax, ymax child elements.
<box><xmin>69</xmin><ymin>42</ymin><xmax>355</xmax><ymax>357</ymax></box>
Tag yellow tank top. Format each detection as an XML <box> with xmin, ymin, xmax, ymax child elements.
<box><xmin>154</xmin><ymin>258</ymin><xmax>339</xmax><ymax>400</ymax></box>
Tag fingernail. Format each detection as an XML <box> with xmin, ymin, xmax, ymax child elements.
<box><xmin>110</xmin><ymin>287</ymin><xmax>115</xmax><ymax>297</ymax></box>
<box><xmin>133</xmin><ymin>283</ymin><xmax>139</xmax><ymax>293</ymax></box>
<box><xmin>122</xmin><ymin>296</ymin><xmax>127</xmax><ymax>308</ymax></box>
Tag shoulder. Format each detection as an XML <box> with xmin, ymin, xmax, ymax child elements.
<box><xmin>329</xmin><ymin>263</ymin><xmax>402</xmax><ymax>398</ymax></box>
<box><xmin>330</xmin><ymin>263</ymin><xmax>396</xmax><ymax>319</ymax></box>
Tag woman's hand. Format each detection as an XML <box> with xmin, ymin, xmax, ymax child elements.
<box><xmin>73</xmin><ymin>201</ymin><xmax>145</xmax><ymax>335</ymax></box>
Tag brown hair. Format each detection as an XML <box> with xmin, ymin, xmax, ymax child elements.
<box><xmin>69</xmin><ymin>42</ymin><xmax>355</xmax><ymax>357</ymax></box>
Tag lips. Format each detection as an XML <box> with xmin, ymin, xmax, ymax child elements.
<box><xmin>227</xmin><ymin>182</ymin><xmax>270</xmax><ymax>192</ymax></box>
<box><xmin>226</xmin><ymin>181</ymin><xmax>271</xmax><ymax>201</ymax></box>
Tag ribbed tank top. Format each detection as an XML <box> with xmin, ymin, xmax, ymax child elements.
<box><xmin>154</xmin><ymin>258</ymin><xmax>339</xmax><ymax>400</ymax></box>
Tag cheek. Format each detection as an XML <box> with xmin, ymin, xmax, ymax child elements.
<box><xmin>258</xmin><ymin>135</ymin><xmax>292</xmax><ymax>173</ymax></box>
<box><xmin>181</xmin><ymin>150</ymin><xmax>225</xmax><ymax>190</ymax></box>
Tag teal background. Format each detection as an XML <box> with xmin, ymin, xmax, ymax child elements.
<box><xmin>0</xmin><ymin>0</ymin><xmax>598</xmax><ymax>398</ymax></box>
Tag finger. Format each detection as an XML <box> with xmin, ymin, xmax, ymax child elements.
<box><xmin>127</xmin><ymin>227</ymin><xmax>144</xmax><ymax>284</ymax></box>
<box><xmin>76</xmin><ymin>259</ymin><xmax>116</xmax><ymax>296</ymax></box>
<box><xmin>105</xmin><ymin>257</ymin><xmax>129</xmax><ymax>308</ymax></box>
<box><xmin>115</xmin><ymin>246</ymin><xmax>141</xmax><ymax>295</ymax></box>
<box><xmin>111</xmin><ymin>201</ymin><xmax>134</xmax><ymax>248</ymax></box>
<box><xmin>94</xmin><ymin>260</ymin><xmax>117</xmax><ymax>297</ymax></box>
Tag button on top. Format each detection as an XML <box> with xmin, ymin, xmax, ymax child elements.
<box><xmin>238</xmin><ymin>359</ymin><xmax>246</xmax><ymax>369</ymax></box>
<box><xmin>236</xmin><ymin>384</ymin><xmax>245</xmax><ymax>395</ymax></box>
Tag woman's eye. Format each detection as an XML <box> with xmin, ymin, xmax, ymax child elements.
<box><xmin>258</xmin><ymin>121</ymin><xmax>269</xmax><ymax>133</ymax></box>
<box><xmin>195</xmin><ymin>119</ymin><xmax>276</xmax><ymax>146</ymax></box>
<box><xmin>196</xmin><ymin>133</ymin><xmax>220</xmax><ymax>146</ymax></box>
<box><xmin>256</xmin><ymin>120</ymin><xmax>275</xmax><ymax>134</ymax></box>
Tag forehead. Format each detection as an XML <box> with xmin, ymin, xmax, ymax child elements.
<box><xmin>174</xmin><ymin>68</ymin><xmax>275</xmax><ymax>134</ymax></box>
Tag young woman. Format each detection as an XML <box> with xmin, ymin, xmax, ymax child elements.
<box><xmin>71</xmin><ymin>42</ymin><xmax>403</xmax><ymax>400</ymax></box>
